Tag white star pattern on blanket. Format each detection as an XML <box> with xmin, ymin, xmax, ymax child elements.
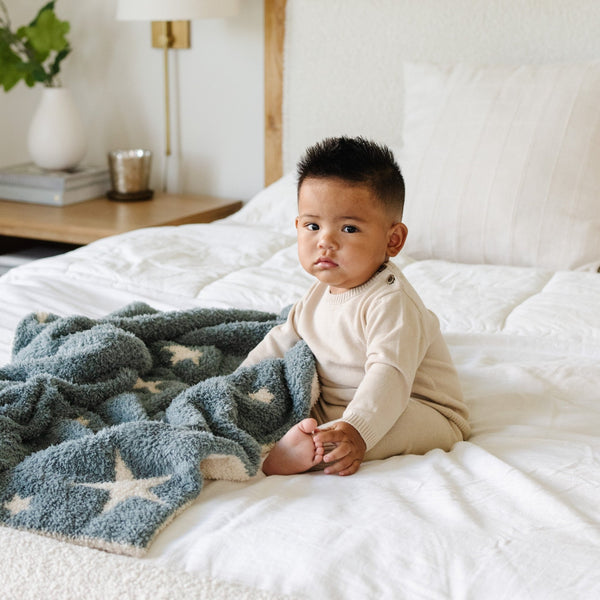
<box><xmin>78</xmin><ymin>451</ymin><xmax>172</xmax><ymax>514</ymax></box>
<box><xmin>133</xmin><ymin>378</ymin><xmax>163</xmax><ymax>393</ymax></box>
<box><xmin>249</xmin><ymin>388</ymin><xmax>275</xmax><ymax>403</ymax></box>
<box><xmin>4</xmin><ymin>493</ymin><xmax>32</xmax><ymax>516</ymax></box>
<box><xmin>164</xmin><ymin>344</ymin><xmax>204</xmax><ymax>365</ymax></box>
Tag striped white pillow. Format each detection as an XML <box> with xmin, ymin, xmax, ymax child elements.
<box><xmin>398</xmin><ymin>62</ymin><xmax>600</xmax><ymax>270</ymax></box>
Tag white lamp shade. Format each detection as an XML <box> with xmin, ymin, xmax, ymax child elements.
<box><xmin>116</xmin><ymin>0</ymin><xmax>240</xmax><ymax>21</ymax></box>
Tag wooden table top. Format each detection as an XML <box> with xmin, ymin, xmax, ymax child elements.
<box><xmin>0</xmin><ymin>193</ymin><xmax>243</xmax><ymax>245</ymax></box>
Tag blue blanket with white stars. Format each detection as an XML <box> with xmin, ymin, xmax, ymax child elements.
<box><xmin>0</xmin><ymin>303</ymin><xmax>317</xmax><ymax>556</ymax></box>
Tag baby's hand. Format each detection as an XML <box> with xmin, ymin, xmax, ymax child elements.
<box><xmin>313</xmin><ymin>422</ymin><xmax>366</xmax><ymax>476</ymax></box>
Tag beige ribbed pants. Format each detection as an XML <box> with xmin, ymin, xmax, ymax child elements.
<box><xmin>312</xmin><ymin>398</ymin><xmax>463</xmax><ymax>462</ymax></box>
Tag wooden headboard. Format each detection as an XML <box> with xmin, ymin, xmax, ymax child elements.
<box><xmin>264</xmin><ymin>0</ymin><xmax>286</xmax><ymax>186</ymax></box>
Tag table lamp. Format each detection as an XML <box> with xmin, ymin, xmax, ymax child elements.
<box><xmin>116</xmin><ymin>0</ymin><xmax>240</xmax><ymax>175</ymax></box>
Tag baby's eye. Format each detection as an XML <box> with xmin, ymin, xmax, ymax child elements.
<box><xmin>306</xmin><ymin>222</ymin><xmax>319</xmax><ymax>231</ymax></box>
<box><xmin>342</xmin><ymin>225</ymin><xmax>359</xmax><ymax>233</ymax></box>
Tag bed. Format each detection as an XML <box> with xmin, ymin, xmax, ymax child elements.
<box><xmin>2</xmin><ymin>0</ymin><xmax>600</xmax><ymax>598</ymax></box>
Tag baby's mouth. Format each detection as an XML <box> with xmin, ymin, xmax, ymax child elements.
<box><xmin>315</xmin><ymin>257</ymin><xmax>338</xmax><ymax>268</ymax></box>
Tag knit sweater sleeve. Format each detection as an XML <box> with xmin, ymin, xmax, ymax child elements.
<box><xmin>341</xmin><ymin>364</ymin><xmax>411</xmax><ymax>450</ymax></box>
<box><xmin>341</xmin><ymin>290</ymin><xmax>432</xmax><ymax>451</ymax></box>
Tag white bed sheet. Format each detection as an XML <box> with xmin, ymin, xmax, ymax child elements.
<box><xmin>1</xmin><ymin>201</ymin><xmax>600</xmax><ymax>599</ymax></box>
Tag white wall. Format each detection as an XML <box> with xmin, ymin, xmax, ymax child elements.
<box><xmin>0</xmin><ymin>0</ymin><xmax>264</xmax><ymax>200</ymax></box>
<box><xmin>282</xmin><ymin>0</ymin><xmax>600</xmax><ymax>173</ymax></box>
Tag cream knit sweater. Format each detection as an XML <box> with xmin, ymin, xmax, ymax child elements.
<box><xmin>242</xmin><ymin>262</ymin><xmax>470</xmax><ymax>451</ymax></box>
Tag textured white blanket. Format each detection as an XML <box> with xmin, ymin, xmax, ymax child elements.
<box><xmin>1</xmin><ymin>206</ymin><xmax>599</xmax><ymax>598</ymax></box>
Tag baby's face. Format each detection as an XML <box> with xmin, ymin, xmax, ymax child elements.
<box><xmin>295</xmin><ymin>177</ymin><xmax>406</xmax><ymax>294</ymax></box>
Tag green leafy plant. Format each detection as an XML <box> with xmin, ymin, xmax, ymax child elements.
<box><xmin>0</xmin><ymin>0</ymin><xmax>71</xmax><ymax>91</ymax></box>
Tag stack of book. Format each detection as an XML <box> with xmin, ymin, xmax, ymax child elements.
<box><xmin>0</xmin><ymin>163</ymin><xmax>111</xmax><ymax>206</ymax></box>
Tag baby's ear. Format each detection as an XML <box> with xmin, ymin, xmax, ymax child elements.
<box><xmin>387</xmin><ymin>223</ymin><xmax>408</xmax><ymax>257</ymax></box>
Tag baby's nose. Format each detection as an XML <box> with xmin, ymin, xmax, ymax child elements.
<box><xmin>318</xmin><ymin>231</ymin><xmax>338</xmax><ymax>248</ymax></box>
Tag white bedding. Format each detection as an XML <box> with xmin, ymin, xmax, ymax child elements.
<box><xmin>3</xmin><ymin>0</ymin><xmax>600</xmax><ymax>595</ymax></box>
<box><xmin>1</xmin><ymin>186</ymin><xmax>599</xmax><ymax>599</ymax></box>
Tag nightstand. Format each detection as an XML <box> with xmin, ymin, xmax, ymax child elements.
<box><xmin>0</xmin><ymin>193</ymin><xmax>243</xmax><ymax>246</ymax></box>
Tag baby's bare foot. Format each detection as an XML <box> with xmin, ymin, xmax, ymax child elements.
<box><xmin>262</xmin><ymin>418</ymin><xmax>324</xmax><ymax>475</ymax></box>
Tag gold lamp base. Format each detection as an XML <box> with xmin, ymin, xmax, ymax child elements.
<box><xmin>150</xmin><ymin>20</ymin><xmax>191</xmax><ymax>163</ymax></box>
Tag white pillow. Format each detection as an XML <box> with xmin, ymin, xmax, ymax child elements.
<box><xmin>226</xmin><ymin>172</ymin><xmax>298</xmax><ymax>235</ymax></box>
<box><xmin>398</xmin><ymin>62</ymin><xmax>600</xmax><ymax>271</ymax></box>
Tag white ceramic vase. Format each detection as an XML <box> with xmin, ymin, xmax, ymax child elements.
<box><xmin>27</xmin><ymin>87</ymin><xmax>87</xmax><ymax>171</ymax></box>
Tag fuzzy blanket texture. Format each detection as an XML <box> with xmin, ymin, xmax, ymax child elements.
<box><xmin>0</xmin><ymin>303</ymin><xmax>317</xmax><ymax>556</ymax></box>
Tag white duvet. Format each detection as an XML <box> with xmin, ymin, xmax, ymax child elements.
<box><xmin>1</xmin><ymin>181</ymin><xmax>599</xmax><ymax>599</ymax></box>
